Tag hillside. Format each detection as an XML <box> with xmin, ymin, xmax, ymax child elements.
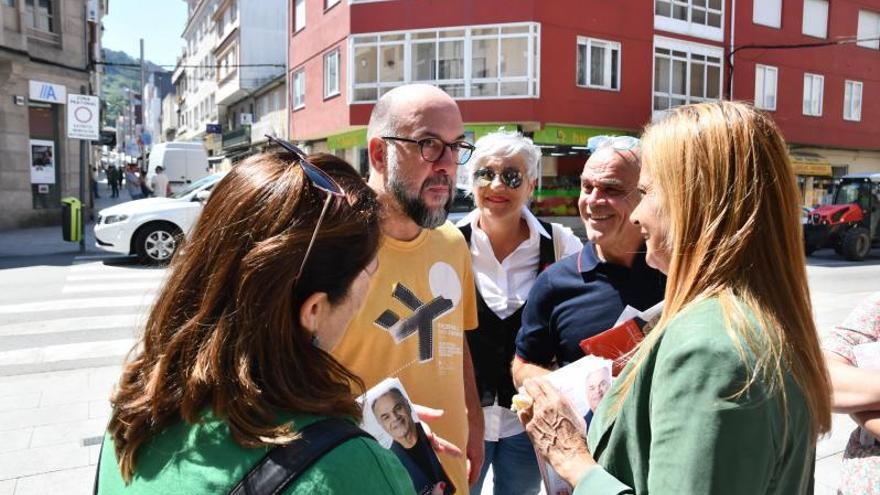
<box><xmin>101</xmin><ymin>49</ymin><xmax>167</xmax><ymax>127</ymax></box>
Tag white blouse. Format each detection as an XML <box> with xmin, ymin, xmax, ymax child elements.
<box><xmin>458</xmin><ymin>206</ymin><xmax>584</xmax><ymax>441</ymax></box>
<box><xmin>457</xmin><ymin>206</ymin><xmax>583</xmax><ymax>319</ymax></box>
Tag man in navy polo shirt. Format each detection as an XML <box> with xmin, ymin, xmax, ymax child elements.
<box><xmin>512</xmin><ymin>141</ymin><xmax>665</xmax><ymax>384</ymax></box>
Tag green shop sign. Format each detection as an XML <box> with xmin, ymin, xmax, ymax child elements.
<box><xmin>327</xmin><ymin>129</ymin><xmax>367</xmax><ymax>150</ymax></box>
<box><xmin>532</xmin><ymin>125</ymin><xmax>632</xmax><ymax>146</ymax></box>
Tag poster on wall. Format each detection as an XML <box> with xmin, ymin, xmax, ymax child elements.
<box><xmin>29</xmin><ymin>139</ymin><xmax>56</xmax><ymax>184</ymax></box>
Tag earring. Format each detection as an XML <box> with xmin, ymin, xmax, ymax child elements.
<box><xmin>311</xmin><ymin>334</ymin><xmax>320</xmax><ymax>348</ymax></box>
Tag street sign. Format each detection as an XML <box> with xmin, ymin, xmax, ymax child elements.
<box><xmin>67</xmin><ymin>94</ymin><xmax>100</xmax><ymax>140</ymax></box>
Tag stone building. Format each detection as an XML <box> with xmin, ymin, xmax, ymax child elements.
<box><xmin>0</xmin><ymin>0</ymin><xmax>105</xmax><ymax>230</ymax></box>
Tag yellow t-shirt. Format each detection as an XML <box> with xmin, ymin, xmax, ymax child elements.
<box><xmin>333</xmin><ymin>222</ymin><xmax>478</xmax><ymax>494</ymax></box>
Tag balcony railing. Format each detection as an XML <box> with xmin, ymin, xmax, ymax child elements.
<box><xmin>222</xmin><ymin>125</ymin><xmax>250</xmax><ymax>149</ymax></box>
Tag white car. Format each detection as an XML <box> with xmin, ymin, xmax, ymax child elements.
<box><xmin>94</xmin><ymin>173</ymin><xmax>225</xmax><ymax>264</ymax></box>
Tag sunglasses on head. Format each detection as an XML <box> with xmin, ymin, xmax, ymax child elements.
<box><xmin>265</xmin><ymin>135</ymin><xmax>346</xmax><ymax>281</ymax></box>
<box><xmin>586</xmin><ymin>135</ymin><xmax>640</xmax><ymax>153</ymax></box>
<box><xmin>473</xmin><ymin>167</ymin><xmax>524</xmax><ymax>189</ymax></box>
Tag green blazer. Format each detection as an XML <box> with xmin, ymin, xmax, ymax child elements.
<box><xmin>576</xmin><ymin>298</ymin><xmax>816</xmax><ymax>495</ymax></box>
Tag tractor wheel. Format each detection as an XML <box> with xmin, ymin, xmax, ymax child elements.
<box><xmin>135</xmin><ymin>222</ymin><xmax>183</xmax><ymax>265</ymax></box>
<box><xmin>841</xmin><ymin>227</ymin><xmax>871</xmax><ymax>261</ymax></box>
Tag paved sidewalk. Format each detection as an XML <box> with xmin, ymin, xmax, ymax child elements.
<box><xmin>0</xmin><ymin>210</ymin><xmax>867</xmax><ymax>494</ymax></box>
<box><xmin>0</xmin><ymin>183</ymin><xmax>132</xmax><ymax>259</ymax></box>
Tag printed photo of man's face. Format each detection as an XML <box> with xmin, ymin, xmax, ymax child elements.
<box><xmin>371</xmin><ymin>388</ymin><xmax>418</xmax><ymax>448</ymax></box>
<box><xmin>585</xmin><ymin>367</ymin><xmax>611</xmax><ymax>412</ymax></box>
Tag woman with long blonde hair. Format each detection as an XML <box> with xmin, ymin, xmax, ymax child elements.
<box><xmin>517</xmin><ymin>101</ymin><xmax>832</xmax><ymax>494</ymax></box>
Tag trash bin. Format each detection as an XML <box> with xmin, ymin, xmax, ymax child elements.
<box><xmin>61</xmin><ymin>197</ymin><xmax>82</xmax><ymax>242</ymax></box>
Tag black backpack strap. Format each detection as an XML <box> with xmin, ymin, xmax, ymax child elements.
<box><xmin>229</xmin><ymin>418</ymin><xmax>371</xmax><ymax>495</ymax></box>
<box><xmin>536</xmin><ymin>219</ymin><xmax>556</xmax><ymax>273</ymax></box>
<box><xmin>458</xmin><ymin>223</ymin><xmax>473</xmax><ymax>246</ymax></box>
<box><xmin>92</xmin><ymin>440</ymin><xmax>102</xmax><ymax>495</ymax></box>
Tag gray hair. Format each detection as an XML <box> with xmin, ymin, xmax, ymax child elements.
<box><xmin>468</xmin><ymin>131</ymin><xmax>542</xmax><ymax>188</ymax></box>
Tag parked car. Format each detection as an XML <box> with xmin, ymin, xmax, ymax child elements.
<box><xmin>94</xmin><ymin>173</ymin><xmax>224</xmax><ymax>264</ymax></box>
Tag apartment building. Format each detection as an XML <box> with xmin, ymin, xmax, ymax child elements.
<box><xmin>220</xmin><ymin>74</ymin><xmax>288</xmax><ymax>167</ymax></box>
<box><xmin>288</xmin><ymin>0</ymin><xmax>879</xmax><ymax>208</ymax></box>
<box><xmin>175</xmin><ymin>0</ymin><xmax>221</xmax><ymax>155</ymax></box>
<box><xmin>142</xmin><ymin>71</ymin><xmax>173</xmax><ymax>149</ymax></box>
<box><xmin>0</xmin><ymin>0</ymin><xmax>106</xmax><ymax>230</ymax></box>
<box><xmin>172</xmin><ymin>0</ymin><xmax>286</xmax><ymax>160</ymax></box>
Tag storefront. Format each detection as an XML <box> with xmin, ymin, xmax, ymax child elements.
<box><xmin>530</xmin><ymin>124</ymin><xmax>633</xmax><ymax>216</ymax></box>
<box><xmin>320</xmin><ymin>123</ymin><xmax>635</xmax><ymax>217</ymax></box>
<box><xmin>790</xmin><ymin>150</ymin><xmax>833</xmax><ymax>207</ymax></box>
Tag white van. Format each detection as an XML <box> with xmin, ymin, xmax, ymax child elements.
<box><xmin>148</xmin><ymin>142</ymin><xmax>211</xmax><ymax>185</ymax></box>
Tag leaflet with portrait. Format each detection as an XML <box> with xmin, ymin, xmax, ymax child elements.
<box><xmin>358</xmin><ymin>378</ymin><xmax>454</xmax><ymax>495</ymax></box>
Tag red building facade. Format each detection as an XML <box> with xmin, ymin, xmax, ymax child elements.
<box><xmin>289</xmin><ymin>0</ymin><xmax>880</xmax><ymax>207</ymax></box>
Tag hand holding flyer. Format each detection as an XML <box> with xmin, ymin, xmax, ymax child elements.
<box><xmin>516</xmin><ymin>355</ymin><xmax>613</xmax><ymax>495</ymax></box>
<box><xmin>359</xmin><ymin>378</ymin><xmax>454</xmax><ymax>495</ymax></box>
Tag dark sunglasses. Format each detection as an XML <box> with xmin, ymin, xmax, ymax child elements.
<box><xmin>473</xmin><ymin>167</ymin><xmax>524</xmax><ymax>189</ymax></box>
<box><xmin>265</xmin><ymin>135</ymin><xmax>346</xmax><ymax>281</ymax></box>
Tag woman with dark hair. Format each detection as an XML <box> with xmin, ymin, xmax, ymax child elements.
<box><xmin>96</xmin><ymin>147</ymin><xmax>414</xmax><ymax>493</ymax></box>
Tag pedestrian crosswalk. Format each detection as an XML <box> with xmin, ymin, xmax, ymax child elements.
<box><xmin>0</xmin><ymin>256</ymin><xmax>166</xmax><ymax>376</ymax></box>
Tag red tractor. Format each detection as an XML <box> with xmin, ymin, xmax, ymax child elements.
<box><xmin>803</xmin><ymin>173</ymin><xmax>880</xmax><ymax>261</ymax></box>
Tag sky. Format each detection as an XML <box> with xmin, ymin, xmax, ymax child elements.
<box><xmin>102</xmin><ymin>0</ymin><xmax>188</xmax><ymax>68</ymax></box>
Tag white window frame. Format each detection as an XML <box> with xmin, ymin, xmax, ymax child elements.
<box><xmin>802</xmin><ymin>0</ymin><xmax>829</xmax><ymax>39</ymax></box>
<box><xmin>576</xmin><ymin>36</ymin><xmax>621</xmax><ymax>91</ymax></box>
<box><xmin>324</xmin><ymin>49</ymin><xmax>340</xmax><ymax>99</ymax></box>
<box><xmin>754</xmin><ymin>64</ymin><xmax>778</xmax><ymax>111</ymax></box>
<box><xmin>325</xmin><ymin>0</ymin><xmax>341</xmax><ymax>9</ymax></box>
<box><xmin>651</xmin><ymin>36</ymin><xmax>724</xmax><ymax>120</ymax></box>
<box><xmin>654</xmin><ymin>0</ymin><xmax>725</xmax><ymax>42</ymax></box>
<box><xmin>294</xmin><ymin>0</ymin><xmax>306</xmax><ymax>33</ymax></box>
<box><xmin>24</xmin><ymin>0</ymin><xmax>56</xmax><ymax>33</ymax></box>
<box><xmin>347</xmin><ymin>22</ymin><xmax>541</xmax><ymax>103</ymax></box>
<box><xmin>857</xmin><ymin>10</ymin><xmax>880</xmax><ymax>50</ymax></box>
<box><xmin>803</xmin><ymin>73</ymin><xmax>824</xmax><ymax>117</ymax></box>
<box><xmin>844</xmin><ymin>80</ymin><xmax>863</xmax><ymax>122</ymax></box>
<box><xmin>292</xmin><ymin>69</ymin><xmax>305</xmax><ymax>110</ymax></box>
<box><xmin>753</xmin><ymin>0</ymin><xmax>782</xmax><ymax>28</ymax></box>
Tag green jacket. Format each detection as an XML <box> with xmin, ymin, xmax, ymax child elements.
<box><xmin>97</xmin><ymin>411</ymin><xmax>415</xmax><ymax>494</ymax></box>
<box><xmin>576</xmin><ymin>298</ymin><xmax>815</xmax><ymax>495</ymax></box>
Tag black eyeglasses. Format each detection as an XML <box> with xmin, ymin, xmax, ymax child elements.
<box><xmin>382</xmin><ymin>136</ymin><xmax>475</xmax><ymax>165</ymax></box>
<box><xmin>473</xmin><ymin>167</ymin><xmax>525</xmax><ymax>189</ymax></box>
<box><xmin>265</xmin><ymin>135</ymin><xmax>346</xmax><ymax>281</ymax></box>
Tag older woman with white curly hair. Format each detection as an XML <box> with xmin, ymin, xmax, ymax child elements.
<box><xmin>456</xmin><ymin>131</ymin><xmax>582</xmax><ymax>494</ymax></box>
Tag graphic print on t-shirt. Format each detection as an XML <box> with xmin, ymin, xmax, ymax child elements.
<box><xmin>373</xmin><ymin>262</ymin><xmax>461</xmax><ymax>362</ymax></box>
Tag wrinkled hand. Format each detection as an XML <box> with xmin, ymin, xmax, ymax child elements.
<box><xmin>413</xmin><ymin>405</ymin><xmax>464</xmax><ymax>458</ymax></box>
<box><xmin>517</xmin><ymin>378</ymin><xmax>596</xmax><ymax>486</ymax></box>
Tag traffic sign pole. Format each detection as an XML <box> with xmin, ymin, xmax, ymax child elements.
<box><xmin>78</xmin><ymin>86</ymin><xmax>86</xmax><ymax>253</ymax></box>
<box><xmin>67</xmin><ymin>90</ymin><xmax>99</xmax><ymax>254</ymax></box>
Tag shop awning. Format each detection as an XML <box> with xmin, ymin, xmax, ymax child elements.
<box><xmin>327</xmin><ymin>129</ymin><xmax>367</xmax><ymax>150</ymax></box>
<box><xmin>789</xmin><ymin>150</ymin><xmax>832</xmax><ymax>177</ymax></box>
<box><xmin>532</xmin><ymin>125</ymin><xmax>634</xmax><ymax>146</ymax></box>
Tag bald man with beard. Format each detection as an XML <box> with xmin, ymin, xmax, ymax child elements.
<box><xmin>332</xmin><ymin>84</ymin><xmax>483</xmax><ymax>493</ymax></box>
